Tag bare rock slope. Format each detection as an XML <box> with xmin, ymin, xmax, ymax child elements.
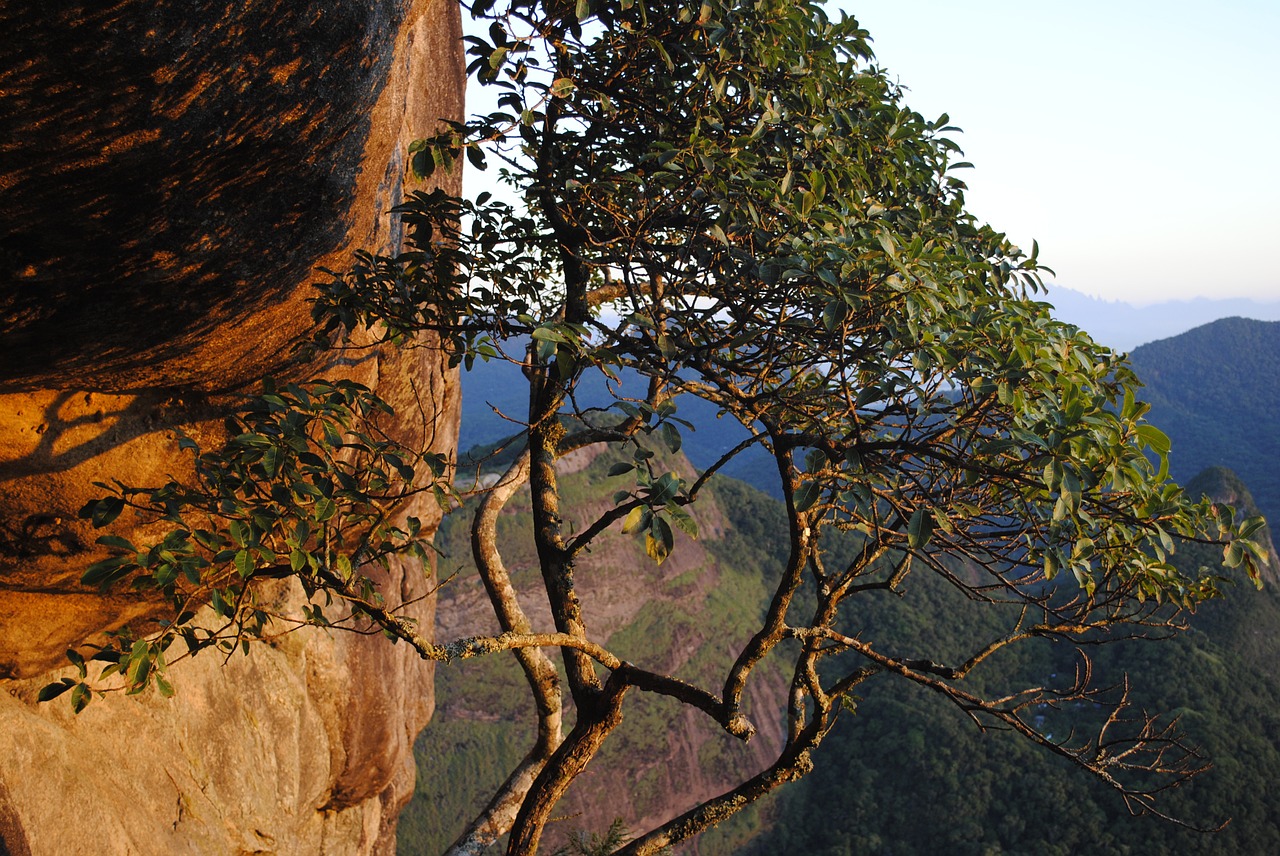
<box><xmin>0</xmin><ymin>1</ymin><xmax>463</xmax><ymax>853</ymax></box>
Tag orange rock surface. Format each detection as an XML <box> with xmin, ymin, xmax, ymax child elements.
<box><xmin>0</xmin><ymin>1</ymin><xmax>463</xmax><ymax>852</ymax></box>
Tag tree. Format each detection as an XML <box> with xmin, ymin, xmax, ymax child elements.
<box><xmin>54</xmin><ymin>1</ymin><xmax>1268</xmax><ymax>854</ymax></box>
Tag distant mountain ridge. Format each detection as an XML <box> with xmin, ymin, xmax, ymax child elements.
<box><xmin>458</xmin><ymin>339</ymin><xmax>781</xmax><ymax>495</ymax></box>
<box><xmin>1046</xmin><ymin>285</ymin><xmax>1280</xmax><ymax>352</ymax></box>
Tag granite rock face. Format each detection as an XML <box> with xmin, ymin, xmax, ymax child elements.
<box><xmin>0</xmin><ymin>1</ymin><xmax>463</xmax><ymax>853</ymax></box>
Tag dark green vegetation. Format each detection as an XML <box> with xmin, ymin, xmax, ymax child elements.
<box><xmin>1129</xmin><ymin>318</ymin><xmax>1280</xmax><ymax>526</ymax></box>
<box><xmin>745</xmin><ymin>465</ymin><xmax>1280</xmax><ymax>855</ymax></box>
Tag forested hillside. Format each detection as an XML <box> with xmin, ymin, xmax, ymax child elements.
<box><xmin>1128</xmin><ymin>317</ymin><xmax>1280</xmax><ymax>525</ymax></box>
<box><xmin>736</xmin><ymin>320</ymin><xmax>1280</xmax><ymax>853</ymax></box>
<box><xmin>401</xmin><ymin>446</ymin><xmax>789</xmax><ymax>855</ymax></box>
<box><xmin>405</xmin><ymin>454</ymin><xmax>1280</xmax><ymax>855</ymax></box>
<box><xmin>743</xmin><ymin>466</ymin><xmax>1280</xmax><ymax>855</ymax></box>
<box><xmin>406</xmin><ymin>316</ymin><xmax>1280</xmax><ymax>854</ymax></box>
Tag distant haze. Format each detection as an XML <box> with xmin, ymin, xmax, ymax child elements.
<box><xmin>1045</xmin><ymin>285</ymin><xmax>1280</xmax><ymax>352</ymax></box>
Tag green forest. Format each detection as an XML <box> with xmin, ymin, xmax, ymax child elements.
<box><xmin>1129</xmin><ymin>318</ymin><xmax>1280</xmax><ymax>526</ymax></box>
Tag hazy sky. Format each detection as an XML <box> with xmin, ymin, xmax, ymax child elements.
<box><xmin>847</xmin><ymin>1</ymin><xmax>1279</xmax><ymax>305</ymax></box>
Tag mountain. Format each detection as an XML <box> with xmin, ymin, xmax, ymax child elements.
<box><xmin>744</xmin><ymin>466</ymin><xmax>1280</xmax><ymax>856</ymax></box>
<box><xmin>400</xmin><ymin>444</ymin><xmax>790</xmax><ymax>855</ymax></box>
<box><xmin>1044</xmin><ymin>286</ymin><xmax>1280</xmax><ymax>353</ymax></box>
<box><xmin>736</xmin><ymin>319</ymin><xmax>1280</xmax><ymax>856</ymax></box>
<box><xmin>1128</xmin><ymin>317</ymin><xmax>1280</xmax><ymax>527</ymax></box>
<box><xmin>404</xmin><ymin>444</ymin><xmax>1280</xmax><ymax>855</ymax></box>
<box><xmin>420</xmin><ymin>311</ymin><xmax>1280</xmax><ymax>855</ymax></box>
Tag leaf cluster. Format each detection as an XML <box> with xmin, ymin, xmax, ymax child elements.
<box><xmin>50</xmin><ymin>380</ymin><xmax>450</xmax><ymax>709</ymax></box>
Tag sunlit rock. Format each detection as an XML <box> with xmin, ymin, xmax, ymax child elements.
<box><xmin>0</xmin><ymin>1</ymin><xmax>463</xmax><ymax>852</ymax></box>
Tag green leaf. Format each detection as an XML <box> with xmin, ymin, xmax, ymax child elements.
<box><xmin>211</xmin><ymin>588</ymin><xmax>231</xmax><ymax>619</ymax></box>
<box><xmin>411</xmin><ymin>148</ymin><xmax>434</xmax><ymax>179</ymax></box>
<box><xmin>322</xmin><ymin>421</ymin><xmax>344</xmax><ymax>449</ymax></box>
<box><xmin>550</xmin><ymin>77</ymin><xmax>576</xmax><ymax>98</ymax></box>
<box><xmin>1238</xmin><ymin>515</ymin><xmax>1268</xmax><ymax>540</ymax></box>
<box><xmin>1073</xmin><ymin>565</ymin><xmax>1097</xmax><ymax>598</ymax></box>
<box><xmin>96</xmin><ymin>535</ymin><xmax>136</xmax><ymax>553</ymax></box>
<box><xmin>646</xmin><ymin>516</ymin><xmax>674</xmax><ymax>564</ymax></box>
<box><xmin>667</xmin><ymin>505</ymin><xmax>699</xmax><ymax>539</ymax></box>
<box><xmin>1043</xmin><ymin>550</ymin><xmax>1060</xmax><ymax>581</ymax></box>
<box><xmin>876</xmin><ymin>230</ymin><xmax>898</xmax><ymax>259</ymax></box>
<box><xmin>1060</xmin><ymin>470</ymin><xmax>1082</xmax><ymax>511</ymax></box>
<box><xmin>1224</xmin><ymin>541</ymin><xmax>1245</xmax><ymax>569</ymax></box>
<box><xmin>648</xmin><ymin>38</ymin><xmax>674</xmax><ymax>71</ymax></box>
<box><xmin>531</xmin><ymin>325</ymin><xmax>568</xmax><ymax>344</ymax></box>
<box><xmin>660</xmin><ymin>421</ymin><xmax>682</xmax><ymax>453</ymax></box>
<box><xmin>315</xmin><ymin>498</ymin><xmax>337</xmax><ymax>522</ymax></box>
<box><xmin>82</xmin><ymin>555</ymin><xmax>137</xmax><ymax>587</ymax></box>
<box><xmin>907</xmin><ymin>506</ymin><xmax>934</xmax><ymax>549</ymax></box>
<box><xmin>261</xmin><ymin>445</ymin><xmax>281</xmax><ymax>478</ymax></box>
<box><xmin>930</xmin><ymin>508</ymin><xmax>954</xmax><ymax>535</ymax></box>
<box><xmin>793</xmin><ymin>482</ymin><xmax>822</xmax><ymax>514</ymax></box>
<box><xmin>649</xmin><ymin>472</ymin><xmax>681</xmax><ymax>505</ymax></box>
<box><xmin>607</xmin><ymin>462</ymin><xmax>635</xmax><ymax>477</ymax></box>
<box><xmin>70</xmin><ymin>682</ymin><xmax>92</xmax><ymax>714</ymax></box>
<box><xmin>1135</xmin><ymin>424</ymin><xmax>1171</xmax><ymax>455</ymax></box>
<box><xmin>126</xmin><ymin>644</ymin><xmax>151</xmax><ymax>689</ymax></box>
<box><xmin>822</xmin><ymin>299</ymin><xmax>846</xmax><ymax>331</ymax></box>
<box><xmin>66</xmin><ymin>648</ymin><xmax>87</xmax><ymax>678</ymax></box>
<box><xmin>800</xmin><ymin>191</ymin><xmax>816</xmax><ymax>219</ymax></box>
<box><xmin>38</xmin><ymin>678</ymin><xmax>76</xmax><ymax>702</ymax></box>
<box><xmin>81</xmin><ymin>496</ymin><xmax>125</xmax><ymax>528</ymax></box>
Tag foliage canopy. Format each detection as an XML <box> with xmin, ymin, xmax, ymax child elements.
<box><xmin>57</xmin><ymin>0</ymin><xmax>1267</xmax><ymax>853</ymax></box>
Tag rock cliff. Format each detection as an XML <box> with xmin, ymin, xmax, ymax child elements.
<box><xmin>0</xmin><ymin>1</ymin><xmax>463</xmax><ymax>853</ymax></box>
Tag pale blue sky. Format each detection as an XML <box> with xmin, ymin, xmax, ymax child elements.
<box><xmin>847</xmin><ymin>1</ymin><xmax>1280</xmax><ymax>304</ymax></box>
